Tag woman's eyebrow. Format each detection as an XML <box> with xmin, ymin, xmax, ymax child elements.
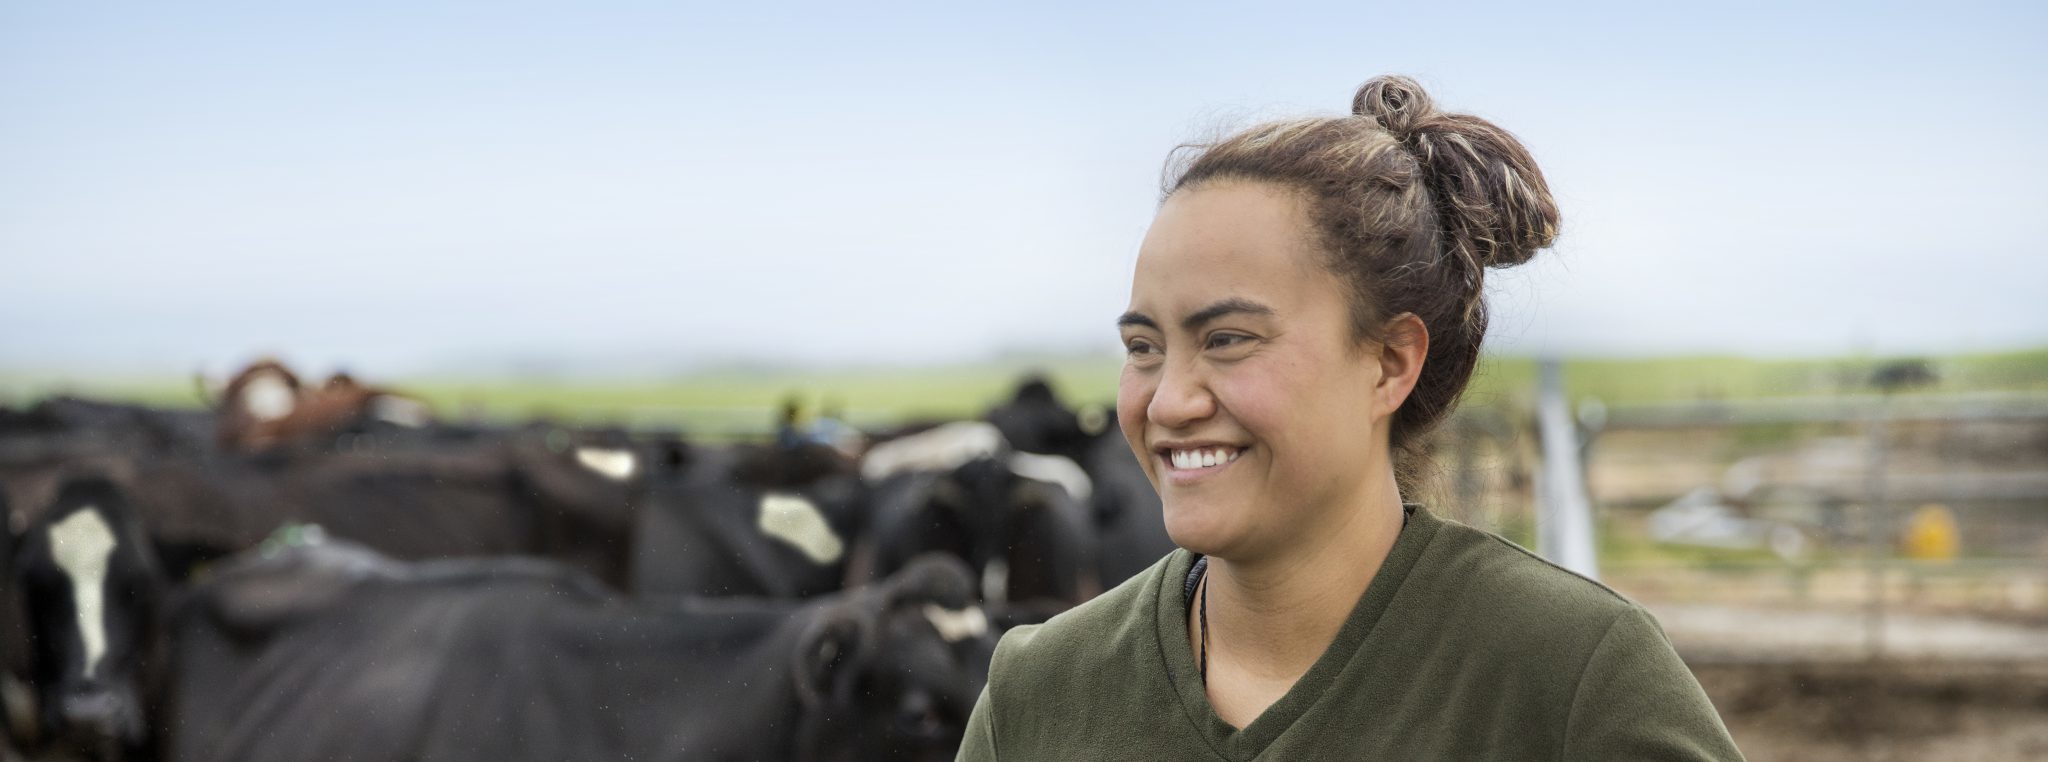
<box><xmin>1116</xmin><ymin>311</ymin><xmax>1158</xmax><ymax>330</ymax></box>
<box><xmin>1181</xmin><ymin>298</ymin><xmax>1273</xmax><ymax>331</ymax></box>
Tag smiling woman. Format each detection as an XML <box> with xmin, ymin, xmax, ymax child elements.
<box><xmin>958</xmin><ymin>76</ymin><xmax>1746</xmax><ymax>761</ymax></box>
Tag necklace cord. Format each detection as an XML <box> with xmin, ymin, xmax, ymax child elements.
<box><xmin>1192</xmin><ymin>507</ymin><xmax>1408</xmax><ymax>688</ymax></box>
<box><xmin>1199</xmin><ymin>570</ymin><xmax>1210</xmax><ymax>683</ymax></box>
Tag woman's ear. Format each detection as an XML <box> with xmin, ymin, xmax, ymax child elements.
<box><xmin>1374</xmin><ymin>313</ymin><xmax>1428</xmax><ymax>419</ymax></box>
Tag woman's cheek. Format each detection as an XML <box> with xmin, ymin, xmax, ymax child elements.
<box><xmin>1116</xmin><ymin>367</ymin><xmax>1155</xmax><ymax>479</ymax></box>
<box><xmin>1209</xmin><ymin>365</ymin><xmax>1288</xmax><ymax>443</ymax></box>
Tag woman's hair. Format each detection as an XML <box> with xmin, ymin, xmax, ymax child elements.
<box><xmin>1165</xmin><ymin>75</ymin><xmax>1560</xmax><ymax>483</ymax></box>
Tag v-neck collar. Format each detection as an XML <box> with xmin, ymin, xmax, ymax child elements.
<box><xmin>1154</xmin><ymin>504</ymin><xmax>1444</xmax><ymax>760</ymax></box>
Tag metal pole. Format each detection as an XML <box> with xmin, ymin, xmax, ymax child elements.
<box><xmin>1864</xmin><ymin>395</ymin><xmax>1890</xmax><ymax>660</ymax></box>
<box><xmin>1536</xmin><ymin>358</ymin><xmax>1600</xmax><ymax>580</ymax></box>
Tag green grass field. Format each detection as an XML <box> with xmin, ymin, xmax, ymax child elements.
<box><xmin>5</xmin><ymin>347</ymin><xmax>2045</xmax><ymax>434</ymax></box>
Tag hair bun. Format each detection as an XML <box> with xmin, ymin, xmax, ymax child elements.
<box><xmin>1351</xmin><ymin>75</ymin><xmax>1435</xmax><ymax>140</ymax></box>
<box><xmin>1352</xmin><ymin>74</ymin><xmax>1558</xmax><ymax>269</ymax></box>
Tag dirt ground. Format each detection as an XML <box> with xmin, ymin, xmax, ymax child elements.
<box><xmin>1696</xmin><ymin>661</ymin><xmax>2048</xmax><ymax>762</ymax></box>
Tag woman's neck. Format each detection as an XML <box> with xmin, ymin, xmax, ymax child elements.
<box><xmin>1193</xmin><ymin>473</ymin><xmax>1406</xmax><ymax>727</ymax></box>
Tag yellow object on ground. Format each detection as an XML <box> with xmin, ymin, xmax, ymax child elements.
<box><xmin>1902</xmin><ymin>503</ymin><xmax>1960</xmax><ymax>561</ymax></box>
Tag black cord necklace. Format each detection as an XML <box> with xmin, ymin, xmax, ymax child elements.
<box><xmin>1193</xmin><ymin>507</ymin><xmax>1409</xmax><ymax>686</ymax></box>
<box><xmin>1199</xmin><ymin>572</ymin><xmax>1210</xmax><ymax>683</ymax></box>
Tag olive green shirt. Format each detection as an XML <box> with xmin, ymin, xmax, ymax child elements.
<box><xmin>959</xmin><ymin>505</ymin><xmax>1744</xmax><ymax>761</ymax></box>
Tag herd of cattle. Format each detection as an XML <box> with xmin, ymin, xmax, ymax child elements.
<box><xmin>0</xmin><ymin>361</ymin><xmax>1174</xmax><ymax>761</ymax></box>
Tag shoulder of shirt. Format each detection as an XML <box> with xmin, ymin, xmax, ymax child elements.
<box><xmin>1411</xmin><ymin>512</ymin><xmax>1653</xmax><ymax>643</ymax></box>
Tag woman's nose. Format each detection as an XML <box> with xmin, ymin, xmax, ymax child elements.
<box><xmin>1147</xmin><ymin>361</ymin><xmax>1216</xmax><ymax>430</ymax></box>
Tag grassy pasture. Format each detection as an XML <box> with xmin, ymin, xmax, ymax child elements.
<box><xmin>3</xmin><ymin>347</ymin><xmax>2044</xmax><ymax>433</ymax></box>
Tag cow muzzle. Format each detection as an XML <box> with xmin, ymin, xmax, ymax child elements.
<box><xmin>55</xmin><ymin>685</ymin><xmax>144</xmax><ymax>760</ymax></box>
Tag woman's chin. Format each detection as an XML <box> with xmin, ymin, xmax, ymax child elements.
<box><xmin>1162</xmin><ymin>503</ymin><xmax>1239</xmax><ymax>557</ymax></box>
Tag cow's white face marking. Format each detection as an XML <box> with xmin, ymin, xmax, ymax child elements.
<box><xmin>860</xmin><ymin>421</ymin><xmax>1006</xmax><ymax>481</ymax></box>
<box><xmin>242</xmin><ymin>374</ymin><xmax>297</xmax><ymax>422</ymax></box>
<box><xmin>757</xmin><ymin>493</ymin><xmax>843</xmax><ymax>564</ymax></box>
<box><xmin>921</xmin><ymin>604</ymin><xmax>989</xmax><ymax>643</ymax></box>
<box><xmin>48</xmin><ymin>508</ymin><xmax>116</xmax><ymax>680</ymax></box>
<box><xmin>574</xmin><ymin>447</ymin><xmax>639</xmax><ymax>481</ymax></box>
<box><xmin>1007</xmin><ymin>452</ymin><xmax>1093</xmax><ymax>502</ymax></box>
<box><xmin>981</xmin><ymin>559</ymin><xmax>1009</xmax><ymax>605</ymax></box>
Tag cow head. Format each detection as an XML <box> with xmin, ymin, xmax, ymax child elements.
<box><xmin>215</xmin><ymin>359</ymin><xmax>302</xmax><ymax>450</ymax></box>
<box><xmin>793</xmin><ymin>554</ymin><xmax>989</xmax><ymax>762</ymax></box>
<box><xmin>884</xmin><ymin>456</ymin><xmax>1096</xmax><ymax>607</ymax></box>
<box><xmin>984</xmin><ymin>376</ymin><xmax>1093</xmax><ymax>465</ymax></box>
<box><xmin>12</xmin><ymin>477</ymin><xmax>163</xmax><ymax>760</ymax></box>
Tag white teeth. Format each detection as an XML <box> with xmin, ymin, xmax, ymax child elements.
<box><xmin>1169</xmin><ymin>447</ymin><xmax>1241</xmax><ymax>470</ymax></box>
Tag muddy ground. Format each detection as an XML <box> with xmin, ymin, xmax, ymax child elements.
<box><xmin>1697</xmin><ymin>660</ymin><xmax>2048</xmax><ymax>762</ymax></box>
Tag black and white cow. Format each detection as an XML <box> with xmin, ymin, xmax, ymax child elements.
<box><xmin>0</xmin><ymin>398</ymin><xmax>213</xmax><ymax>536</ymax></box>
<box><xmin>277</xmin><ymin>431</ymin><xmax>649</xmax><ymax>589</ymax></box>
<box><xmin>168</xmin><ymin>543</ymin><xmax>992</xmax><ymax>762</ymax></box>
<box><xmin>1079</xmin><ymin>427</ymin><xmax>1173</xmax><ymax>587</ymax></box>
<box><xmin>984</xmin><ymin>381</ymin><xmax>1175</xmax><ymax>589</ymax></box>
<box><xmin>858</xmin><ymin>421</ymin><xmax>1098</xmax><ymax>607</ymax></box>
<box><xmin>9</xmin><ymin>421</ymin><xmax>655</xmax><ymax>591</ymax></box>
<box><xmin>983</xmin><ymin>377</ymin><xmax>1092</xmax><ymax>464</ymax></box>
<box><xmin>632</xmin><ymin>442</ymin><xmax>865</xmax><ymax>598</ymax></box>
<box><xmin>10</xmin><ymin>477</ymin><xmax>166</xmax><ymax>761</ymax></box>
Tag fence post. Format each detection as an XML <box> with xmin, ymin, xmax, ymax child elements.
<box><xmin>1864</xmin><ymin>394</ymin><xmax>1892</xmax><ymax>660</ymax></box>
<box><xmin>1536</xmin><ymin>358</ymin><xmax>1600</xmax><ymax>580</ymax></box>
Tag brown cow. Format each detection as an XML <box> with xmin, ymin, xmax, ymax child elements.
<box><xmin>214</xmin><ymin>361</ymin><xmax>431</xmax><ymax>453</ymax></box>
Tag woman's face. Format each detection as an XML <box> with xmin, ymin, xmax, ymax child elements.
<box><xmin>1117</xmin><ymin>181</ymin><xmax>1395</xmax><ymax>561</ymax></box>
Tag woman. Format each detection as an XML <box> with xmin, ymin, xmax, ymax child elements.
<box><xmin>957</xmin><ymin>76</ymin><xmax>1743</xmax><ymax>760</ymax></box>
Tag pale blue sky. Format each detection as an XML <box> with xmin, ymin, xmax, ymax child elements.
<box><xmin>4</xmin><ymin>1</ymin><xmax>2044</xmax><ymax>375</ymax></box>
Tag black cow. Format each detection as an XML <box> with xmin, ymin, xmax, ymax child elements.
<box><xmin>168</xmin><ymin>544</ymin><xmax>992</xmax><ymax>762</ymax></box>
<box><xmin>7</xmin><ymin>421</ymin><xmax>654</xmax><ymax>589</ymax></box>
<box><xmin>862</xmin><ymin>450</ymin><xmax>1097</xmax><ymax>608</ymax></box>
<box><xmin>0</xmin><ymin>398</ymin><xmax>213</xmax><ymax>529</ymax></box>
<box><xmin>984</xmin><ymin>380</ymin><xmax>1174</xmax><ymax>589</ymax></box>
<box><xmin>1077</xmin><ymin>422</ymin><xmax>1173</xmax><ymax>587</ymax></box>
<box><xmin>983</xmin><ymin>377</ymin><xmax>1092</xmax><ymax>463</ymax></box>
<box><xmin>632</xmin><ymin>442</ymin><xmax>865</xmax><ymax>598</ymax></box>
<box><xmin>277</xmin><ymin>432</ymin><xmax>646</xmax><ymax>588</ymax></box>
<box><xmin>2</xmin><ymin>398</ymin><xmax>213</xmax><ymax>459</ymax></box>
<box><xmin>10</xmin><ymin>478</ymin><xmax>166</xmax><ymax>761</ymax></box>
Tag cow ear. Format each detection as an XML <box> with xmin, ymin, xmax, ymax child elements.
<box><xmin>883</xmin><ymin>554</ymin><xmax>977</xmax><ymax>611</ymax></box>
<box><xmin>792</xmin><ymin>609</ymin><xmax>865</xmax><ymax>708</ymax></box>
<box><xmin>201</xmin><ymin>543</ymin><xmax>383</xmax><ymax>639</ymax></box>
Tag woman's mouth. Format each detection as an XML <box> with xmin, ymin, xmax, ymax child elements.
<box><xmin>1158</xmin><ymin>445</ymin><xmax>1245</xmax><ymax>483</ymax></box>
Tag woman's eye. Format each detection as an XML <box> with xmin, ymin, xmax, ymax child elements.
<box><xmin>1124</xmin><ymin>339</ymin><xmax>1157</xmax><ymax>356</ymax></box>
<box><xmin>1205</xmin><ymin>333</ymin><xmax>1249</xmax><ymax>351</ymax></box>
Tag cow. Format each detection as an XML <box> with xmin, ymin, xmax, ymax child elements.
<box><xmin>984</xmin><ymin>380</ymin><xmax>1174</xmax><ymax>588</ymax></box>
<box><xmin>983</xmin><ymin>376</ymin><xmax>1092</xmax><ymax>464</ymax></box>
<box><xmin>213</xmin><ymin>361</ymin><xmax>433</xmax><ymax>454</ymax></box>
<box><xmin>158</xmin><ymin>425</ymin><xmax>655</xmax><ymax>588</ymax></box>
<box><xmin>1076</xmin><ymin>417</ymin><xmax>1174</xmax><ymax>587</ymax></box>
<box><xmin>10</xmin><ymin>418</ymin><xmax>654</xmax><ymax>589</ymax></box>
<box><xmin>857</xmin><ymin>422</ymin><xmax>1098</xmax><ymax>608</ymax></box>
<box><xmin>632</xmin><ymin>441</ymin><xmax>865</xmax><ymax>598</ymax></box>
<box><xmin>167</xmin><ymin>542</ymin><xmax>993</xmax><ymax>762</ymax></box>
<box><xmin>9</xmin><ymin>477</ymin><xmax>166</xmax><ymax>761</ymax></box>
<box><xmin>0</xmin><ymin>435</ymin><xmax>655</xmax><ymax>757</ymax></box>
<box><xmin>2</xmin><ymin>398</ymin><xmax>213</xmax><ymax>459</ymax></box>
<box><xmin>0</xmin><ymin>398</ymin><xmax>217</xmax><ymax>527</ymax></box>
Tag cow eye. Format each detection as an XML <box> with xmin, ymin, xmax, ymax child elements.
<box><xmin>896</xmin><ymin>705</ymin><xmax>946</xmax><ymax>738</ymax></box>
